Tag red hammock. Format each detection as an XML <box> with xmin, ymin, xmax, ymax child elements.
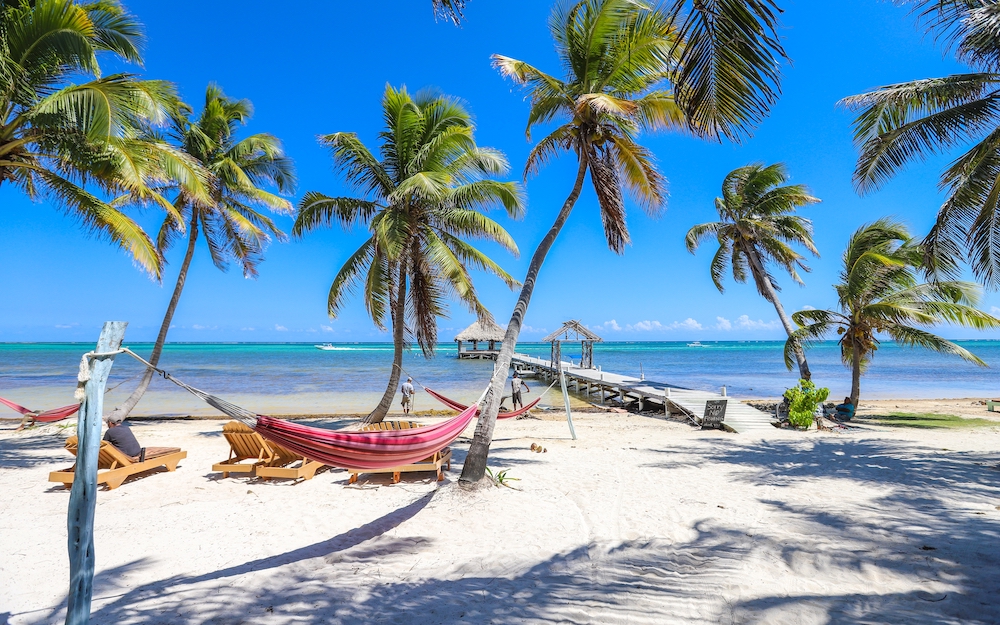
<box><xmin>250</xmin><ymin>403</ymin><xmax>479</xmax><ymax>471</ymax></box>
<box><xmin>0</xmin><ymin>396</ymin><xmax>80</xmax><ymax>423</ymax></box>
<box><xmin>423</xmin><ymin>387</ymin><xmax>541</xmax><ymax>419</ymax></box>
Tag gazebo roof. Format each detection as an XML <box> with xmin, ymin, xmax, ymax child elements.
<box><xmin>542</xmin><ymin>320</ymin><xmax>603</xmax><ymax>343</ymax></box>
<box><xmin>454</xmin><ymin>320</ymin><xmax>506</xmax><ymax>342</ymax></box>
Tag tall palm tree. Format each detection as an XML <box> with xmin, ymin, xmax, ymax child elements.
<box><xmin>460</xmin><ymin>0</ymin><xmax>790</xmax><ymax>485</ymax></box>
<box><xmin>685</xmin><ymin>163</ymin><xmax>820</xmax><ymax>380</ymax></box>
<box><xmin>841</xmin><ymin>0</ymin><xmax>1000</xmax><ymax>288</ymax></box>
<box><xmin>785</xmin><ymin>218</ymin><xmax>999</xmax><ymax>407</ymax></box>
<box><xmin>293</xmin><ymin>85</ymin><xmax>524</xmax><ymax>424</ymax></box>
<box><xmin>432</xmin><ymin>0</ymin><xmax>466</xmax><ymax>23</ymax></box>
<box><xmin>0</xmin><ymin>0</ymin><xmax>204</xmax><ymax>277</ymax></box>
<box><xmin>109</xmin><ymin>85</ymin><xmax>295</xmax><ymax>420</ymax></box>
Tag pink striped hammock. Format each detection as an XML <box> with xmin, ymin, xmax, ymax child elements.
<box><xmin>249</xmin><ymin>405</ymin><xmax>478</xmax><ymax>470</ymax></box>
<box><xmin>0</xmin><ymin>396</ymin><xmax>80</xmax><ymax>425</ymax></box>
<box><xmin>162</xmin><ymin>373</ymin><xmax>481</xmax><ymax>471</ymax></box>
<box><xmin>424</xmin><ymin>387</ymin><xmax>541</xmax><ymax>419</ymax></box>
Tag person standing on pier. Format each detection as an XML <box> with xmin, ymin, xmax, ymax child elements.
<box><xmin>511</xmin><ymin>372</ymin><xmax>530</xmax><ymax>410</ymax></box>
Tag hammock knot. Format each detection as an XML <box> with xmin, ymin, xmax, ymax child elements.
<box><xmin>73</xmin><ymin>353</ymin><xmax>91</xmax><ymax>402</ymax></box>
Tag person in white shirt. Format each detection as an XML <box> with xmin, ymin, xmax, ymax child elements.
<box><xmin>400</xmin><ymin>378</ymin><xmax>416</xmax><ymax>415</ymax></box>
<box><xmin>510</xmin><ymin>371</ymin><xmax>530</xmax><ymax>409</ymax></box>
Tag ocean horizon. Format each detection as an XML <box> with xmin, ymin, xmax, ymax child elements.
<box><xmin>2</xmin><ymin>340</ymin><xmax>997</xmax><ymax>416</ymax></box>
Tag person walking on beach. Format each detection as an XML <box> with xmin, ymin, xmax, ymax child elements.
<box><xmin>400</xmin><ymin>377</ymin><xmax>416</xmax><ymax>415</ymax></box>
<box><xmin>511</xmin><ymin>371</ymin><xmax>530</xmax><ymax>410</ymax></box>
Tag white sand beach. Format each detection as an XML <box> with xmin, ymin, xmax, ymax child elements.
<box><xmin>1</xmin><ymin>409</ymin><xmax>999</xmax><ymax>625</ymax></box>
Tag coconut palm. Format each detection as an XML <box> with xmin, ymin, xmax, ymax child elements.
<box><xmin>108</xmin><ymin>85</ymin><xmax>295</xmax><ymax>420</ymax></box>
<box><xmin>432</xmin><ymin>0</ymin><xmax>466</xmax><ymax>23</ymax></box>
<box><xmin>293</xmin><ymin>85</ymin><xmax>524</xmax><ymax>424</ymax></box>
<box><xmin>0</xmin><ymin>0</ymin><xmax>205</xmax><ymax>277</ymax></box>
<box><xmin>785</xmin><ymin>218</ymin><xmax>1000</xmax><ymax>407</ymax></box>
<box><xmin>685</xmin><ymin>163</ymin><xmax>820</xmax><ymax>380</ymax></box>
<box><xmin>460</xmin><ymin>0</ymin><xmax>790</xmax><ymax>485</ymax></box>
<box><xmin>841</xmin><ymin>0</ymin><xmax>1000</xmax><ymax>288</ymax></box>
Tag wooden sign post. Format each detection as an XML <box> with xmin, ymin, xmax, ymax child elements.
<box><xmin>701</xmin><ymin>399</ymin><xmax>728</xmax><ymax>430</ymax></box>
<box><xmin>66</xmin><ymin>321</ymin><xmax>127</xmax><ymax>625</ymax></box>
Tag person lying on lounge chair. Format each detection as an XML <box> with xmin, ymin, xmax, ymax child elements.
<box><xmin>834</xmin><ymin>397</ymin><xmax>855</xmax><ymax>422</ymax></box>
<box><xmin>104</xmin><ymin>414</ymin><xmax>142</xmax><ymax>458</ymax></box>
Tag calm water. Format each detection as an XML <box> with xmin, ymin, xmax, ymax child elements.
<box><xmin>1</xmin><ymin>341</ymin><xmax>998</xmax><ymax>416</ymax></box>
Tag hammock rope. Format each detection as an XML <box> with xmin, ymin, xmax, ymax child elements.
<box><xmin>424</xmin><ymin>383</ymin><xmax>554</xmax><ymax>419</ymax></box>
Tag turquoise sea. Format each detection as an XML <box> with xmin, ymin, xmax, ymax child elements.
<box><xmin>1</xmin><ymin>341</ymin><xmax>998</xmax><ymax>416</ymax></box>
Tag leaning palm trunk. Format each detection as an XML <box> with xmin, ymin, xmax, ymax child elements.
<box><xmin>109</xmin><ymin>213</ymin><xmax>200</xmax><ymax>420</ymax></box>
<box><xmin>460</xmin><ymin>156</ymin><xmax>589</xmax><ymax>484</ymax></box>
<box><xmin>746</xmin><ymin>248</ymin><xmax>811</xmax><ymax>381</ymax></box>
<box><xmin>366</xmin><ymin>265</ymin><xmax>408</xmax><ymax>424</ymax></box>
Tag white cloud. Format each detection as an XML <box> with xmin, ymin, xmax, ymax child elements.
<box><xmin>54</xmin><ymin>323</ymin><xmax>77</xmax><ymax>329</ymax></box>
<box><xmin>192</xmin><ymin>324</ymin><xmax>206</xmax><ymax>330</ymax></box>
<box><xmin>241</xmin><ymin>327</ymin><xmax>255</xmax><ymax>331</ymax></box>
<box><xmin>626</xmin><ymin>320</ymin><xmax>663</xmax><ymax>332</ymax></box>
<box><xmin>672</xmin><ymin>318</ymin><xmax>703</xmax><ymax>331</ymax></box>
<box><xmin>736</xmin><ymin>314</ymin><xmax>780</xmax><ymax>330</ymax></box>
<box><xmin>321</xmin><ymin>325</ymin><xmax>334</xmax><ymax>333</ymax></box>
<box><xmin>800</xmin><ymin>304</ymin><xmax>816</xmax><ymax>311</ymax></box>
<box><xmin>307</xmin><ymin>328</ymin><xmax>317</xmax><ymax>333</ymax></box>
<box><xmin>274</xmin><ymin>324</ymin><xmax>288</xmax><ymax>332</ymax></box>
<box><xmin>596</xmin><ymin>319</ymin><xmax>622</xmax><ymax>332</ymax></box>
<box><xmin>992</xmin><ymin>306</ymin><xmax>1000</xmax><ymax>316</ymax></box>
<box><xmin>520</xmin><ymin>325</ymin><xmax>548</xmax><ymax>334</ymax></box>
<box><xmin>715</xmin><ymin>317</ymin><xmax>732</xmax><ymax>331</ymax></box>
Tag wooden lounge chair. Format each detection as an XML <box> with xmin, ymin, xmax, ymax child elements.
<box><xmin>212</xmin><ymin>421</ymin><xmax>324</xmax><ymax>481</ymax></box>
<box><xmin>345</xmin><ymin>421</ymin><xmax>452</xmax><ymax>485</ymax></box>
<box><xmin>49</xmin><ymin>436</ymin><xmax>187</xmax><ymax>490</ymax></box>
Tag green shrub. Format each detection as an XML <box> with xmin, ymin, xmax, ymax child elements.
<box><xmin>783</xmin><ymin>379</ymin><xmax>830</xmax><ymax>429</ymax></box>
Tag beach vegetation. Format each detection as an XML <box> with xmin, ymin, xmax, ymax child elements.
<box><xmin>686</xmin><ymin>162</ymin><xmax>820</xmax><ymax>380</ymax></box>
<box><xmin>859</xmin><ymin>412</ymin><xmax>999</xmax><ymax>430</ymax></box>
<box><xmin>0</xmin><ymin>0</ymin><xmax>206</xmax><ymax>277</ymax></box>
<box><xmin>784</xmin><ymin>218</ymin><xmax>1000</xmax><ymax>407</ymax></box>
<box><xmin>782</xmin><ymin>379</ymin><xmax>829</xmax><ymax>429</ymax></box>
<box><xmin>485</xmin><ymin>467</ymin><xmax>520</xmax><ymax>488</ymax></box>
<box><xmin>293</xmin><ymin>85</ymin><xmax>524</xmax><ymax>423</ymax></box>
<box><xmin>109</xmin><ymin>84</ymin><xmax>295</xmax><ymax>421</ymax></box>
<box><xmin>461</xmin><ymin>0</ymin><xmax>790</xmax><ymax>484</ymax></box>
<box><xmin>841</xmin><ymin>0</ymin><xmax>1000</xmax><ymax>289</ymax></box>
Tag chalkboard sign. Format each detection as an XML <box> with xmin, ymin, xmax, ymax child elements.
<box><xmin>702</xmin><ymin>400</ymin><xmax>728</xmax><ymax>429</ymax></box>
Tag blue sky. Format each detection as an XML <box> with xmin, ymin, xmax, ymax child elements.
<box><xmin>2</xmin><ymin>0</ymin><xmax>999</xmax><ymax>343</ymax></box>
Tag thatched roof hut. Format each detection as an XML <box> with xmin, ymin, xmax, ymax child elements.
<box><xmin>454</xmin><ymin>320</ymin><xmax>505</xmax><ymax>359</ymax></box>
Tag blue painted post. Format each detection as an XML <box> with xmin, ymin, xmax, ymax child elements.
<box><xmin>65</xmin><ymin>321</ymin><xmax>127</xmax><ymax>625</ymax></box>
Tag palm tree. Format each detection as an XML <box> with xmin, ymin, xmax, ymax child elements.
<box><xmin>685</xmin><ymin>163</ymin><xmax>820</xmax><ymax>380</ymax></box>
<box><xmin>0</xmin><ymin>0</ymin><xmax>204</xmax><ymax>277</ymax></box>
<box><xmin>460</xmin><ymin>0</ymin><xmax>790</xmax><ymax>485</ymax></box>
<box><xmin>293</xmin><ymin>85</ymin><xmax>524</xmax><ymax>424</ymax></box>
<box><xmin>785</xmin><ymin>218</ymin><xmax>1000</xmax><ymax>407</ymax></box>
<box><xmin>432</xmin><ymin>0</ymin><xmax>466</xmax><ymax>23</ymax></box>
<box><xmin>841</xmin><ymin>0</ymin><xmax>1000</xmax><ymax>288</ymax></box>
<box><xmin>108</xmin><ymin>85</ymin><xmax>295</xmax><ymax>420</ymax></box>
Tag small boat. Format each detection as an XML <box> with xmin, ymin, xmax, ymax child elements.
<box><xmin>314</xmin><ymin>343</ymin><xmax>336</xmax><ymax>351</ymax></box>
<box><xmin>687</xmin><ymin>341</ymin><xmax>707</xmax><ymax>347</ymax></box>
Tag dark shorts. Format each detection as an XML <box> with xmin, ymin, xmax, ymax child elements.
<box><xmin>512</xmin><ymin>391</ymin><xmax>522</xmax><ymax>404</ymax></box>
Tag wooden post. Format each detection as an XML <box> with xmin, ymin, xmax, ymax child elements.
<box><xmin>66</xmin><ymin>321</ymin><xmax>127</xmax><ymax>625</ymax></box>
<box><xmin>559</xmin><ymin>362</ymin><xmax>577</xmax><ymax>440</ymax></box>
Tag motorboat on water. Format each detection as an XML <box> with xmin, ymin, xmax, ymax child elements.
<box><xmin>315</xmin><ymin>343</ymin><xmax>336</xmax><ymax>351</ymax></box>
<box><xmin>686</xmin><ymin>341</ymin><xmax>707</xmax><ymax>347</ymax></box>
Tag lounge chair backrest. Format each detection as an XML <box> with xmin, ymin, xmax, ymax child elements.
<box><xmin>64</xmin><ymin>435</ymin><xmax>136</xmax><ymax>469</ymax></box>
<box><xmin>360</xmin><ymin>421</ymin><xmax>418</xmax><ymax>432</ymax></box>
<box><xmin>221</xmin><ymin>421</ymin><xmax>276</xmax><ymax>462</ymax></box>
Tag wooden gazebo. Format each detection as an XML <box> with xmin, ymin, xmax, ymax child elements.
<box><xmin>542</xmin><ymin>320</ymin><xmax>603</xmax><ymax>369</ymax></box>
<box><xmin>454</xmin><ymin>320</ymin><xmax>505</xmax><ymax>359</ymax></box>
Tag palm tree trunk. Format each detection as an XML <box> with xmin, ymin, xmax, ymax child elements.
<box><xmin>746</xmin><ymin>249</ymin><xmax>811</xmax><ymax>381</ymax></box>
<box><xmin>108</xmin><ymin>212</ymin><xmax>199</xmax><ymax>420</ymax></box>
<box><xmin>850</xmin><ymin>341</ymin><xmax>861</xmax><ymax>408</ymax></box>
<box><xmin>366</xmin><ymin>262</ymin><xmax>408</xmax><ymax>424</ymax></box>
<box><xmin>459</xmin><ymin>154</ymin><xmax>590</xmax><ymax>485</ymax></box>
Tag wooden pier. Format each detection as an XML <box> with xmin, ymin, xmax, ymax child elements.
<box><xmin>511</xmin><ymin>353</ymin><xmax>777</xmax><ymax>435</ymax></box>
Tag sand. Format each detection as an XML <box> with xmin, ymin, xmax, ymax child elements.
<box><xmin>1</xmin><ymin>406</ymin><xmax>999</xmax><ymax>625</ymax></box>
